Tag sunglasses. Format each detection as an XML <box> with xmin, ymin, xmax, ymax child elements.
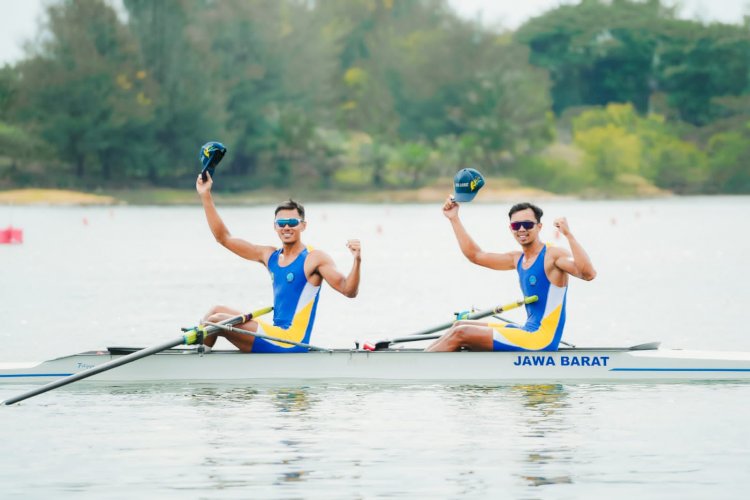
<box><xmin>510</xmin><ymin>220</ymin><xmax>537</xmax><ymax>231</ymax></box>
<box><xmin>275</xmin><ymin>218</ymin><xmax>303</xmax><ymax>228</ymax></box>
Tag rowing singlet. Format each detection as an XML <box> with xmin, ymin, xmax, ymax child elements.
<box><xmin>488</xmin><ymin>244</ymin><xmax>568</xmax><ymax>351</ymax></box>
<box><xmin>252</xmin><ymin>247</ymin><xmax>321</xmax><ymax>353</ymax></box>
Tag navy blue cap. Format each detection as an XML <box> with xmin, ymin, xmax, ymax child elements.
<box><xmin>199</xmin><ymin>141</ymin><xmax>227</xmax><ymax>180</ymax></box>
<box><xmin>453</xmin><ymin>168</ymin><xmax>485</xmax><ymax>202</ymax></box>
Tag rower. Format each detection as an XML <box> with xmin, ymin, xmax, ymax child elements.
<box><xmin>427</xmin><ymin>170</ymin><xmax>596</xmax><ymax>352</ymax></box>
<box><xmin>195</xmin><ymin>170</ymin><xmax>361</xmax><ymax>353</ymax></box>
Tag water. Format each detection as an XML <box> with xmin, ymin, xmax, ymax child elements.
<box><xmin>1</xmin><ymin>197</ymin><xmax>750</xmax><ymax>498</ymax></box>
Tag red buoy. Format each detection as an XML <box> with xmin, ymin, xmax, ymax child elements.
<box><xmin>0</xmin><ymin>226</ymin><xmax>23</xmax><ymax>244</ymax></box>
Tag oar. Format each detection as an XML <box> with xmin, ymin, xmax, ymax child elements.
<box><xmin>364</xmin><ymin>296</ymin><xmax>538</xmax><ymax>350</ymax></box>
<box><xmin>204</xmin><ymin>322</ymin><xmax>332</xmax><ymax>352</ymax></box>
<box><xmin>2</xmin><ymin>306</ymin><xmax>273</xmax><ymax>406</ymax></box>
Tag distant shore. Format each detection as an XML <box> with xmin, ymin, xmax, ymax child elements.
<box><xmin>0</xmin><ymin>182</ymin><xmax>573</xmax><ymax>206</ymax></box>
<box><xmin>0</xmin><ymin>189</ymin><xmax>119</xmax><ymax>205</ymax></box>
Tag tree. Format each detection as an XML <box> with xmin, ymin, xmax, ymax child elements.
<box><xmin>516</xmin><ymin>0</ymin><xmax>669</xmax><ymax>115</ymax></box>
<box><xmin>657</xmin><ymin>25</ymin><xmax>750</xmax><ymax>125</ymax></box>
<box><xmin>516</xmin><ymin>0</ymin><xmax>750</xmax><ymax>126</ymax></box>
<box><xmin>124</xmin><ymin>0</ymin><xmax>216</xmax><ymax>182</ymax></box>
<box><xmin>15</xmin><ymin>0</ymin><xmax>155</xmax><ymax>183</ymax></box>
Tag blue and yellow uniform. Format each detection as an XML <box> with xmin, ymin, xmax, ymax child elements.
<box><xmin>489</xmin><ymin>244</ymin><xmax>567</xmax><ymax>351</ymax></box>
<box><xmin>252</xmin><ymin>247</ymin><xmax>321</xmax><ymax>353</ymax></box>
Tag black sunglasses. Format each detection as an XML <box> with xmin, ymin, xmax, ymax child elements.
<box><xmin>510</xmin><ymin>220</ymin><xmax>537</xmax><ymax>231</ymax></box>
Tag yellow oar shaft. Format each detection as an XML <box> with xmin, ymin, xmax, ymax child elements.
<box><xmin>405</xmin><ymin>295</ymin><xmax>537</xmax><ymax>337</ymax></box>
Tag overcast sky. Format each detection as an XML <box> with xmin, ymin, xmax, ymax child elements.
<box><xmin>1</xmin><ymin>0</ymin><xmax>748</xmax><ymax>65</ymax></box>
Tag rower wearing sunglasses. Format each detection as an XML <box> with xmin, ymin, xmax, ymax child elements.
<box><xmin>427</xmin><ymin>172</ymin><xmax>595</xmax><ymax>352</ymax></box>
<box><xmin>195</xmin><ymin>173</ymin><xmax>361</xmax><ymax>353</ymax></box>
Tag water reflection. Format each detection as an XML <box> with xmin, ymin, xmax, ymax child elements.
<box><xmin>443</xmin><ymin>384</ymin><xmax>576</xmax><ymax>488</ymax></box>
<box><xmin>269</xmin><ymin>388</ymin><xmax>317</xmax><ymax>484</ymax></box>
<box><xmin>523</xmin><ymin>474</ymin><xmax>573</xmax><ymax>487</ymax></box>
<box><xmin>271</xmin><ymin>387</ymin><xmax>314</xmax><ymax>414</ymax></box>
<box><xmin>189</xmin><ymin>386</ymin><xmax>321</xmax><ymax>489</ymax></box>
<box><xmin>511</xmin><ymin>384</ymin><xmax>575</xmax><ymax>488</ymax></box>
<box><xmin>188</xmin><ymin>385</ymin><xmax>260</xmax><ymax>404</ymax></box>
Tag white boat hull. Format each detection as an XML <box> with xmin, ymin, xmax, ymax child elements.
<box><xmin>3</xmin><ymin>345</ymin><xmax>750</xmax><ymax>384</ymax></box>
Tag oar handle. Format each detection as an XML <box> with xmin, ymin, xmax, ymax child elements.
<box><xmin>492</xmin><ymin>295</ymin><xmax>537</xmax><ymax>314</ymax></box>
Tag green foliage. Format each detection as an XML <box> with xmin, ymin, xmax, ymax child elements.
<box><xmin>0</xmin><ymin>121</ymin><xmax>49</xmax><ymax>186</ymax></box>
<box><xmin>513</xmin><ymin>152</ymin><xmax>591</xmax><ymax>193</ymax></box>
<box><xmin>516</xmin><ymin>0</ymin><xmax>750</xmax><ymax>126</ymax></box>
<box><xmin>354</xmin><ymin>135</ymin><xmax>393</xmax><ymax>188</ymax></box>
<box><xmin>516</xmin><ymin>0</ymin><xmax>668</xmax><ymax>114</ymax></box>
<box><xmin>706</xmin><ymin>125</ymin><xmax>750</xmax><ymax>193</ymax></box>
<box><xmin>575</xmin><ymin>123</ymin><xmax>641</xmax><ymax>182</ymax></box>
<box><xmin>124</xmin><ymin>0</ymin><xmax>215</xmax><ymax>183</ymax></box>
<box><xmin>642</xmin><ymin>134</ymin><xmax>707</xmax><ymax>193</ymax></box>
<box><xmin>0</xmin><ymin>121</ymin><xmax>38</xmax><ymax>153</ymax></box>
<box><xmin>658</xmin><ymin>26</ymin><xmax>750</xmax><ymax>126</ymax></box>
<box><xmin>14</xmin><ymin>0</ymin><xmax>156</xmax><ymax>184</ymax></box>
<box><xmin>0</xmin><ymin>65</ymin><xmax>19</xmax><ymax>121</ymax></box>
<box><xmin>573</xmin><ymin>103</ymin><xmax>708</xmax><ymax>193</ymax></box>
<box><xmin>387</xmin><ymin>141</ymin><xmax>435</xmax><ymax>187</ymax></box>
<box><xmin>1</xmin><ymin>0</ymin><xmax>748</xmax><ymax>194</ymax></box>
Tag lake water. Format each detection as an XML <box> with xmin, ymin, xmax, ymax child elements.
<box><xmin>1</xmin><ymin>197</ymin><xmax>749</xmax><ymax>498</ymax></box>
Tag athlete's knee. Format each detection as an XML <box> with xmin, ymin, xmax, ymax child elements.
<box><xmin>449</xmin><ymin>325</ymin><xmax>472</xmax><ymax>343</ymax></box>
<box><xmin>203</xmin><ymin>305</ymin><xmax>223</xmax><ymax>320</ymax></box>
<box><xmin>244</xmin><ymin>320</ymin><xmax>259</xmax><ymax>330</ymax></box>
<box><xmin>205</xmin><ymin>312</ymin><xmax>223</xmax><ymax>324</ymax></box>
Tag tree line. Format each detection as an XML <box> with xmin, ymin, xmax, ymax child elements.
<box><xmin>0</xmin><ymin>0</ymin><xmax>749</xmax><ymax>195</ymax></box>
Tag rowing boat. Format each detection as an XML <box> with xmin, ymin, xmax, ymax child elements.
<box><xmin>2</xmin><ymin>342</ymin><xmax>750</xmax><ymax>383</ymax></box>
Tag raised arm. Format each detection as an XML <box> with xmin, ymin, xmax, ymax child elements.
<box><xmin>311</xmin><ymin>241</ymin><xmax>361</xmax><ymax>298</ymax></box>
<box><xmin>196</xmin><ymin>173</ymin><xmax>275</xmax><ymax>264</ymax></box>
<box><xmin>443</xmin><ymin>197</ymin><xmax>517</xmax><ymax>271</ymax></box>
<box><xmin>552</xmin><ymin>217</ymin><xmax>596</xmax><ymax>281</ymax></box>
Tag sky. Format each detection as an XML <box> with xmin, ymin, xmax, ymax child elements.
<box><xmin>1</xmin><ymin>0</ymin><xmax>748</xmax><ymax>65</ymax></box>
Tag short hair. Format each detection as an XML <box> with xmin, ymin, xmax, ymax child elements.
<box><xmin>274</xmin><ymin>199</ymin><xmax>305</xmax><ymax>219</ymax></box>
<box><xmin>508</xmin><ymin>202</ymin><xmax>543</xmax><ymax>222</ymax></box>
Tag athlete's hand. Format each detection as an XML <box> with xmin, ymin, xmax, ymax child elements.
<box><xmin>346</xmin><ymin>239</ymin><xmax>361</xmax><ymax>261</ymax></box>
<box><xmin>443</xmin><ymin>195</ymin><xmax>459</xmax><ymax>220</ymax></box>
<box><xmin>554</xmin><ymin>217</ymin><xmax>571</xmax><ymax>237</ymax></box>
<box><xmin>196</xmin><ymin>172</ymin><xmax>213</xmax><ymax>196</ymax></box>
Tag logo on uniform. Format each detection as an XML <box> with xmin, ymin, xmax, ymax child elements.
<box><xmin>286</xmin><ymin>272</ymin><xmax>295</xmax><ymax>283</ymax></box>
<box><xmin>528</xmin><ymin>275</ymin><xmax>537</xmax><ymax>286</ymax></box>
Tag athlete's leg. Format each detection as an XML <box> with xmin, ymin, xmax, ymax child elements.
<box><xmin>202</xmin><ymin>304</ymin><xmax>242</xmax><ymax>319</ymax></box>
<box><xmin>425</xmin><ymin>323</ymin><xmax>494</xmax><ymax>352</ymax></box>
<box><xmin>491</xmin><ymin>323</ymin><xmax>558</xmax><ymax>351</ymax></box>
<box><xmin>201</xmin><ymin>305</ymin><xmax>241</xmax><ymax>348</ymax></box>
<box><xmin>250</xmin><ymin>335</ymin><xmax>307</xmax><ymax>353</ymax></box>
<box><xmin>200</xmin><ymin>306</ymin><xmax>258</xmax><ymax>352</ymax></box>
